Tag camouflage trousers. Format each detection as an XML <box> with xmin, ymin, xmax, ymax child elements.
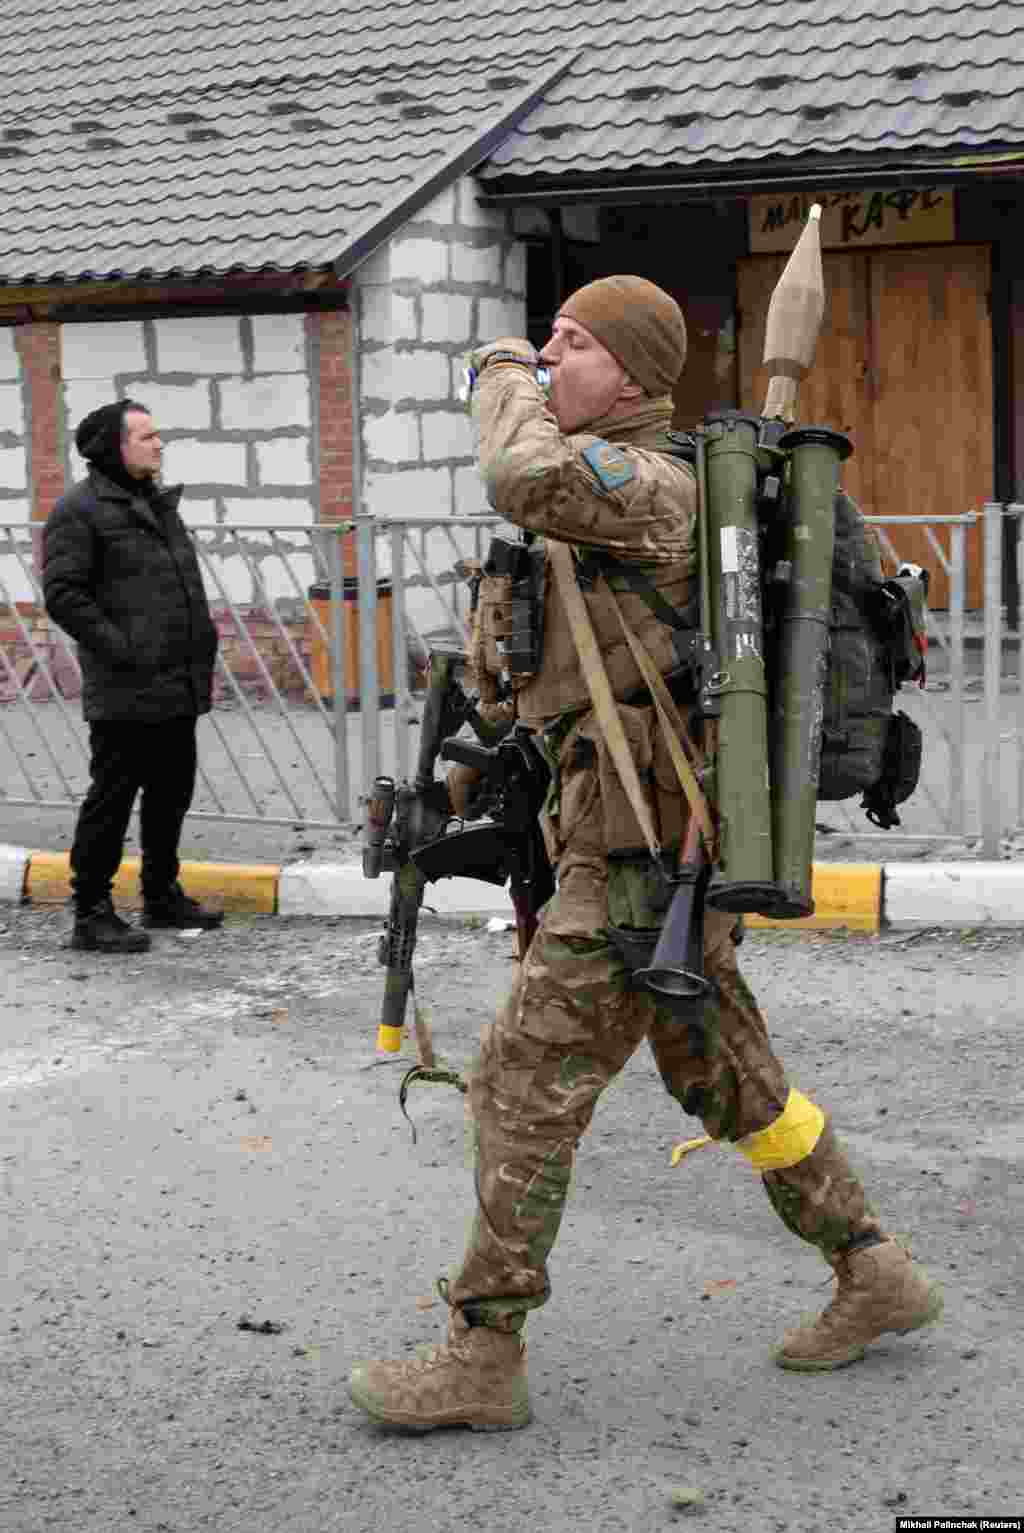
<box><xmin>447</xmin><ymin>865</ymin><xmax>882</xmax><ymax>1334</ymax></box>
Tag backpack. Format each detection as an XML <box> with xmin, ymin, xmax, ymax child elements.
<box><xmin>805</xmin><ymin>490</ymin><xmax>928</xmax><ymax>828</ymax></box>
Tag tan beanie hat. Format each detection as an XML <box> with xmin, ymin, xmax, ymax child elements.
<box><xmin>558</xmin><ymin>275</ymin><xmax>687</xmax><ymax>395</ymax></box>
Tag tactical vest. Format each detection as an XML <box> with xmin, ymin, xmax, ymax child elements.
<box><xmin>468</xmin><ymin>442</ymin><xmax>698</xmax><ymax>730</ymax></box>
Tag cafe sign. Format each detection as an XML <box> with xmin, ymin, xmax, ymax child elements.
<box><xmin>749</xmin><ymin>187</ymin><xmax>955</xmax><ymax>254</ymax></box>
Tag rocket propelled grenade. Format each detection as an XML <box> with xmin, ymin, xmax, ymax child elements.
<box><xmin>762</xmin><ymin>204</ymin><xmax>825</xmax><ymax>423</ymax></box>
<box><xmin>696</xmin><ymin>201</ymin><xmax>848</xmax><ymax>920</ymax></box>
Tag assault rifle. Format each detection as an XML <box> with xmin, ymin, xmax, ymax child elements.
<box><xmin>362</xmin><ymin>641</ymin><xmax>553</xmax><ymax>1057</ymax></box>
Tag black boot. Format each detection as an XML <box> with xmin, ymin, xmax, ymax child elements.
<box><xmin>72</xmin><ymin>898</ymin><xmax>151</xmax><ymax>953</ymax></box>
<box><xmin>142</xmin><ymin>882</ymin><xmax>224</xmax><ymax>930</ymax></box>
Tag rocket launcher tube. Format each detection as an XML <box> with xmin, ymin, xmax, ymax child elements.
<box><xmin>701</xmin><ymin>412</ymin><xmax>781</xmax><ymax>915</ymax></box>
<box><xmin>768</xmin><ymin>427</ymin><xmax>852</xmax><ymax>917</ymax></box>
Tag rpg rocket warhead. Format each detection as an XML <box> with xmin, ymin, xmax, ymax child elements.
<box><xmin>762</xmin><ymin>203</ymin><xmax>825</xmax><ymax>423</ymax></box>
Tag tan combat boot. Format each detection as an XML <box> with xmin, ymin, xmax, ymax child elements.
<box><xmin>348</xmin><ymin>1305</ymin><xmax>531</xmax><ymax>1431</ymax></box>
<box><xmin>775</xmin><ymin>1238</ymin><xmax>943</xmax><ymax>1372</ymax></box>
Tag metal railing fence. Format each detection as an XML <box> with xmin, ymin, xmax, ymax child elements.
<box><xmin>2</xmin><ymin>505</ymin><xmax>1023</xmax><ymax>853</ymax></box>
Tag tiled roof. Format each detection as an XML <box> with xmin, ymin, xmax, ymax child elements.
<box><xmin>0</xmin><ymin>0</ymin><xmax>1021</xmax><ymax>285</ymax></box>
<box><xmin>479</xmin><ymin>0</ymin><xmax>1024</xmax><ymax>192</ymax></box>
<box><xmin>0</xmin><ymin>0</ymin><xmax>566</xmax><ymax>286</ymax></box>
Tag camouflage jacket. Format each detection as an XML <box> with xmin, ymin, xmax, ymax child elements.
<box><xmin>476</xmin><ymin>367</ymin><xmax>698</xmax><ymax>729</ymax></box>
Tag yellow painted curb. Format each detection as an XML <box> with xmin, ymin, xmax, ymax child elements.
<box><xmin>746</xmin><ymin>863</ymin><xmax>881</xmax><ymax>932</ymax></box>
<box><xmin>25</xmin><ymin>852</ymin><xmax>279</xmax><ymax>914</ymax></box>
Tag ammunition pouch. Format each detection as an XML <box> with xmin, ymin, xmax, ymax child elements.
<box><xmin>475</xmin><ymin>536</ymin><xmax>546</xmax><ymax>688</ymax></box>
<box><xmin>861</xmin><ymin>709</ymin><xmax>922</xmax><ymax>829</ymax></box>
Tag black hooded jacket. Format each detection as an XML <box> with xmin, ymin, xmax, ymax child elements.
<box><xmin>43</xmin><ymin>468</ymin><xmax>218</xmax><ymax>724</ymax></box>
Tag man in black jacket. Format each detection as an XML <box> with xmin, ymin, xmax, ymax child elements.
<box><xmin>43</xmin><ymin>401</ymin><xmax>223</xmax><ymax>952</ymax></box>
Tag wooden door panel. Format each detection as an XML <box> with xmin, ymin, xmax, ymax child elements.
<box><xmin>738</xmin><ymin>243</ymin><xmax>992</xmax><ymax>607</ymax></box>
<box><xmin>870</xmin><ymin>244</ymin><xmax>990</xmax><ymax>607</ymax></box>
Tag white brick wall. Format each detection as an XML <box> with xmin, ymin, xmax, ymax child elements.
<box><xmin>454</xmin><ymin>464</ymin><xmax>490</xmax><ymax>516</ymax></box>
<box><xmin>140</xmin><ymin>380</ymin><xmax>212</xmax><ymax>431</ymax></box>
<box><xmin>478</xmin><ymin>296</ymin><xmax>527</xmax><ymax>340</ymax></box>
<box><xmin>451</xmin><ymin>243</ymin><xmax>503</xmax><ymax>286</ymax></box>
<box><xmin>363</xmin><ymin>410</ymin><xmax>420</xmax><ymax>464</ymax></box>
<box><xmin>457</xmin><ymin>177</ymin><xmax>506</xmax><ymax>231</ymax></box>
<box><xmin>420</xmin><ymin>184</ymin><xmax>458</xmax><ymax>225</ymax></box>
<box><xmin>421</xmin><ymin>409</ymin><xmax>475</xmax><ymax>462</ymax></box>
<box><xmin>361</xmin><ymin>348</ymin><xmax>394</xmax><ymax>405</ymax></box>
<box><xmin>0</xmin><ymin>448</ymin><xmax>26</xmax><ymax>489</ymax></box>
<box><xmin>163</xmin><ymin>439</ymin><xmax>247</xmax><ymax>485</ymax></box>
<box><xmin>155</xmin><ymin>315</ymin><xmax>244</xmax><ymax>374</ymax></box>
<box><xmin>353</xmin><ymin>172</ymin><xmax>527</xmax><ymax>529</ymax></box>
<box><xmin>221</xmin><ymin>497</ymin><xmax>313</xmax><ymax>528</ymax></box>
<box><xmin>255</xmin><ymin>436</ymin><xmax>312</xmax><ymax>485</ymax></box>
<box><xmin>0</xmin><ymin>330</ymin><xmax>20</xmax><ymax>380</ymax></box>
<box><xmin>391</xmin><ymin>350</ymin><xmax>450</xmax><ymax>407</ymax></box>
<box><xmin>359</xmin><ymin>286</ymin><xmax>393</xmax><ymax>346</ymax></box>
<box><xmin>364</xmin><ymin>466</ymin><xmax>451</xmax><ymax>519</ymax></box>
<box><xmin>389</xmin><ymin>239</ymin><xmax>449</xmax><ymax>285</ymax></box>
<box><xmin>421</xmin><ymin>293</ymin><xmax>473</xmax><ymax>345</ymax></box>
<box><xmin>58</xmin><ymin>313</ymin><xmax>318</xmax><ymax>518</ymax></box>
<box><xmin>174</xmin><ymin>496</ymin><xmax>218</xmax><ymax>528</ymax></box>
<box><xmin>62</xmin><ymin>320</ymin><xmax>146</xmax><ymax>378</ymax></box>
<box><xmin>219</xmin><ymin>376</ymin><xmax>311</xmax><ymax>431</ymax></box>
<box><xmin>0</xmin><ymin>383</ymin><xmax>24</xmax><ymax>434</ymax></box>
<box><xmin>251</xmin><ymin>313</ymin><xmax>307</xmax><ymax>373</ymax></box>
<box><xmin>361</xmin><ymin>289</ymin><xmax>418</xmax><ymax>347</ymax></box>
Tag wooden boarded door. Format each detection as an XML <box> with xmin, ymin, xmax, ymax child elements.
<box><xmin>738</xmin><ymin>245</ymin><xmax>992</xmax><ymax>607</ymax></box>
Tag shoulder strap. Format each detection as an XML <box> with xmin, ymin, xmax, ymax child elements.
<box><xmin>548</xmin><ymin>541</ymin><xmax>663</xmax><ymax>862</ymax></box>
<box><xmin>549</xmin><ymin>542</ymin><xmax>716</xmax><ymax>858</ymax></box>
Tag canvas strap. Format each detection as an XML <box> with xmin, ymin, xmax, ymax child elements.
<box><xmin>547</xmin><ymin>540</ymin><xmax>715</xmax><ymax>858</ymax></box>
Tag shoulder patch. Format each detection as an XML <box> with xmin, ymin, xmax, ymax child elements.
<box><xmin>581</xmin><ymin>439</ymin><xmax>636</xmax><ymax>492</ymax></box>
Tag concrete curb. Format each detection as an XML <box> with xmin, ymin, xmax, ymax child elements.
<box><xmin>1</xmin><ymin>843</ymin><xmax>1022</xmax><ymax>928</ymax></box>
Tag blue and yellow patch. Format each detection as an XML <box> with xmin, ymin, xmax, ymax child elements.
<box><xmin>581</xmin><ymin>439</ymin><xmax>635</xmax><ymax>492</ymax></box>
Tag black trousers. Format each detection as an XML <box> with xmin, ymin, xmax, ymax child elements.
<box><xmin>70</xmin><ymin>717</ymin><xmax>198</xmax><ymax>909</ymax></box>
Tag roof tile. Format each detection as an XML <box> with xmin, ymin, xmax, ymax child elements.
<box><xmin>0</xmin><ymin>0</ymin><xmax>1020</xmax><ymax>284</ymax></box>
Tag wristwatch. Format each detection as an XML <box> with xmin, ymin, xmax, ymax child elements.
<box><xmin>476</xmin><ymin>349</ymin><xmax>538</xmax><ymax>374</ymax></box>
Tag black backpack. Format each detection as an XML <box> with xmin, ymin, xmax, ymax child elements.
<box><xmin>811</xmin><ymin>491</ymin><xmax>928</xmax><ymax>828</ymax></box>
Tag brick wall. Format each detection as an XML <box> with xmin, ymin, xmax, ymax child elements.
<box><xmin>308</xmin><ymin>306</ymin><xmax>356</xmax><ymax>575</ymax></box>
<box><xmin>13</xmin><ymin>322</ymin><xmax>63</xmax><ymax>526</ymax></box>
<box><xmin>355</xmin><ymin>173</ymin><xmax>527</xmax><ymax>522</ymax></box>
<box><xmin>1</xmin><ymin>299</ymin><xmax>360</xmax><ymax>705</ymax></box>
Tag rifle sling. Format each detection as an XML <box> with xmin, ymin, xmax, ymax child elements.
<box><xmin>608</xmin><ymin>590</ymin><xmax>716</xmax><ymax>853</ymax></box>
<box><xmin>548</xmin><ymin>541</ymin><xmax>715</xmax><ymax>860</ymax></box>
<box><xmin>547</xmin><ymin>541</ymin><xmax>662</xmax><ymax>863</ymax></box>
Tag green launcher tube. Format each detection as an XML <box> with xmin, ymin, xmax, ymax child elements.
<box><xmin>702</xmin><ymin>412</ymin><xmax>780</xmax><ymax>915</ymax></box>
<box><xmin>769</xmin><ymin>426</ymin><xmax>852</xmax><ymax>917</ymax></box>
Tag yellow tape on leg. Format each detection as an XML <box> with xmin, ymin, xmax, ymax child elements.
<box><xmin>735</xmin><ymin>1088</ymin><xmax>825</xmax><ymax>1171</ymax></box>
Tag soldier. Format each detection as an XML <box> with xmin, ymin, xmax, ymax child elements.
<box><xmin>348</xmin><ymin>276</ymin><xmax>942</xmax><ymax>1431</ymax></box>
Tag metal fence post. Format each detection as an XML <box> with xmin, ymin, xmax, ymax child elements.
<box><xmin>981</xmin><ymin>502</ymin><xmax>1004</xmax><ymax>858</ymax></box>
<box><xmin>326</xmin><ymin>528</ymin><xmax>351</xmax><ymax>821</ymax></box>
<box><xmin>1013</xmin><ymin>504</ymin><xmax>1024</xmax><ymax>832</ymax></box>
<box><xmin>356</xmin><ymin>514</ymin><xmax>379</xmax><ymax>805</ymax></box>
<box><xmin>948</xmin><ymin>520</ymin><xmax>966</xmax><ymax>836</ymax></box>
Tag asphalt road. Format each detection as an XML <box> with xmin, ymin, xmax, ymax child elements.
<box><xmin>2</xmin><ymin>906</ymin><xmax>1022</xmax><ymax>1532</ymax></box>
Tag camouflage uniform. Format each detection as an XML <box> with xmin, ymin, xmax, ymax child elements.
<box><xmin>448</xmin><ymin>367</ymin><xmax>881</xmax><ymax>1334</ymax></box>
